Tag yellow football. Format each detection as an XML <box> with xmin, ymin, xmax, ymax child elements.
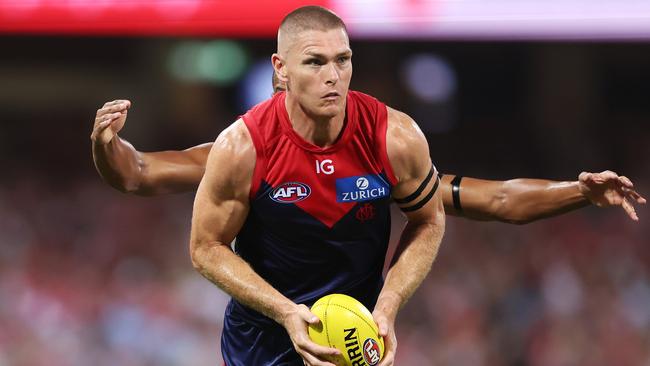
<box><xmin>309</xmin><ymin>294</ymin><xmax>384</xmax><ymax>366</ymax></box>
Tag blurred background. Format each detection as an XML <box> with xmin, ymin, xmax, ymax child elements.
<box><xmin>0</xmin><ymin>1</ymin><xmax>649</xmax><ymax>365</ymax></box>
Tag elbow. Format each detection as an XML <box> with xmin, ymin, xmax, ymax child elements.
<box><xmin>95</xmin><ymin>168</ymin><xmax>143</xmax><ymax>195</ymax></box>
<box><xmin>502</xmin><ymin>216</ymin><xmax>535</xmax><ymax>225</ymax></box>
<box><xmin>113</xmin><ymin>179</ymin><xmax>142</xmax><ymax>195</ymax></box>
<box><xmin>115</xmin><ymin>154</ymin><xmax>148</xmax><ymax>195</ymax></box>
<box><xmin>189</xmin><ymin>240</ymin><xmax>205</xmax><ymax>272</ymax></box>
<box><xmin>189</xmin><ymin>239</ymin><xmax>224</xmax><ymax>274</ymax></box>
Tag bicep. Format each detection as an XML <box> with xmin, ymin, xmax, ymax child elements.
<box><xmin>386</xmin><ymin>108</ymin><xmax>443</xmax><ymax>223</ymax></box>
<box><xmin>191</xmin><ymin>124</ymin><xmax>254</xmax><ymax>247</ymax></box>
<box><xmin>192</xmin><ymin>172</ymin><xmax>249</xmax><ymax>248</ymax></box>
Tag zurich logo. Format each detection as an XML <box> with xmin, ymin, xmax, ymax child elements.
<box><xmin>270</xmin><ymin>182</ymin><xmax>311</xmax><ymax>203</ymax></box>
<box><xmin>336</xmin><ymin>174</ymin><xmax>390</xmax><ymax>203</ymax></box>
<box><xmin>356</xmin><ymin>177</ymin><xmax>369</xmax><ymax>190</ymax></box>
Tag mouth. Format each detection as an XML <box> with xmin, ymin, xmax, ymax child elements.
<box><xmin>322</xmin><ymin>92</ymin><xmax>340</xmax><ymax>100</ymax></box>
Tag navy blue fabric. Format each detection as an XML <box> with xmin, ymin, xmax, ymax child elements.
<box><xmin>221</xmin><ymin>178</ymin><xmax>392</xmax><ymax>365</ymax></box>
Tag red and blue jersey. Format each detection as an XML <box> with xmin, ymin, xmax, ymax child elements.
<box><xmin>221</xmin><ymin>91</ymin><xmax>397</xmax><ymax>366</ymax></box>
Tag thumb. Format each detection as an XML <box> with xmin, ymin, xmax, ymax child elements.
<box><xmin>299</xmin><ymin>306</ymin><xmax>320</xmax><ymax>325</ymax></box>
<box><xmin>373</xmin><ymin>313</ymin><xmax>388</xmax><ymax>337</ymax></box>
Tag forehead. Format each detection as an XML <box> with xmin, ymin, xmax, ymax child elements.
<box><xmin>289</xmin><ymin>28</ymin><xmax>351</xmax><ymax>57</ymax></box>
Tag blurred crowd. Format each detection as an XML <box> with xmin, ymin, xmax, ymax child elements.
<box><xmin>0</xmin><ymin>175</ymin><xmax>647</xmax><ymax>366</ymax></box>
<box><xmin>1</xmin><ymin>38</ymin><xmax>649</xmax><ymax>365</ymax></box>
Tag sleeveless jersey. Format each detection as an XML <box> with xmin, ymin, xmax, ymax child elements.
<box><xmin>221</xmin><ymin>91</ymin><xmax>398</xmax><ymax>366</ymax></box>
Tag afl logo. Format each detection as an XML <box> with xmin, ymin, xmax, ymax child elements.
<box><xmin>270</xmin><ymin>182</ymin><xmax>311</xmax><ymax>203</ymax></box>
<box><xmin>356</xmin><ymin>177</ymin><xmax>369</xmax><ymax>190</ymax></box>
<box><xmin>363</xmin><ymin>338</ymin><xmax>381</xmax><ymax>365</ymax></box>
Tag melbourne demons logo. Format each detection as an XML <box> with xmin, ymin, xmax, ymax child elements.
<box><xmin>356</xmin><ymin>203</ymin><xmax>376</xmax><ymax>222</ymax></box>
<box><xmin>363</xmin><ymin>338</ymin><xmax>381</xmax><ymax>365</ymax></box>
<box><xmin>270</xmin><ymin>182</ymin><xmax>311</xmax><ymax>203</ymax></box>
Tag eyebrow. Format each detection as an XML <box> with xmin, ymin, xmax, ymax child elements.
<box><xmin>304</xmin><ymin>49</ymin><xmax>352</xmax><ymax>58</ymax></box>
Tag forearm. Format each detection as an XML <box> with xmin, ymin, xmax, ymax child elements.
<box><xmin>92</xmin><ymin>135</ymin><xmax>144</xmax><ymax>193</ymax></box>
<box><xmin>493</xmin><ymin>179</ymin><xmax>590</xmax><ymax>224</ymax></box>
<box><xmin>377</xmin><ymin>216</ymin><xmax>444</xmax><ymax>318</ymax></box>
<box><xmin>191</xmin><ymin>241</ymin><xmax>295</xmax><ymax>324</ymax></box>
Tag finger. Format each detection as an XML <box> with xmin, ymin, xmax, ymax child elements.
<box><xmin>592</xmin><ymin>170</ymin><xmax>617</xmax><ymax>183</ymax></box>
<box><xmin>624</xmin><ymin>189</ymin><xmax>647</xmax><ymax>204</ymax></box>
<box><xmin>96</xmin><ymin>119</ymin><xmax>113</xmax><ymax>131</ymax></box>
<box><xmin>95</xmin><ymin>112</ymin><xmax>121</xmax><ymax>125</ymax></box>
<box><xmin>579</xmin><ymin>172</ymin><xmax>593</xmax><ymax>183</ymax></box>
<box><xmin>601</xmin><ymin>170</ymin><xmax>618</xmax><ymax>178</ymax></box>
<box><xmin>104</xmin><ymin>103</ymin><xmax>129</xmax><ymax>114</ymax></box>
<box><xmin>618</xmin><ymin>176</ymin><xmax>634</xmax><ymax>188</ymax></box>
<box><xmin>98</xmin><ymin>104</ymin><xmax>129</xmax><ymax>117</ymax></box>
<box><xmin>377</xmin><ymin>355</ymin><xmax>395</xmax><ymax>366</ymax></box>
<box><xmin>299</xmin><ymin>338</ymin><xmax>340</xmax><ymax>358</ymax></box>
<box><xmin>377</xmin><ymin>347</ymin><xmax>395</xmax><ymax>366</ymax></box>
<box><xmin>90</xmin><ymin>120</ymin><xmax>114</xmax><ymax>141</ymax></box>
<box><xmin>295</xmin><ymin>339</ymin><xmax>339</xmax><ymax>365</ymax></box>
<box><xmin>103</xmin><ymin>99</ymin><xmax>129</xmax><ymax>108</ymax></box>
<box><xmin>621</xmin><ymin>198</ymin><xmax>639</xmax><ymax>221</ymax></box>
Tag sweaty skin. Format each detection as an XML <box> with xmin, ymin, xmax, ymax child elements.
<box><xmin>91</xmin><ymin>101</ymin><xmax>646</xmax><ymax>222</ymax></box>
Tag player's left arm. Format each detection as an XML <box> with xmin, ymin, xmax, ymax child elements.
<box><xmin>440</xmin><ymin>171</ymin><xmax>646</xmax><ymax>224</ymax></box>
<box><xmin>373</xmin><ymin>107</ymin><xmax>446</xmax><ymax>366</ymax></box>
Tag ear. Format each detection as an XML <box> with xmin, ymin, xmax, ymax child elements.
<box><xmin>271</xmin><ymin>53</ymin><xmax>288</xmax><ymax>83</ymax></box>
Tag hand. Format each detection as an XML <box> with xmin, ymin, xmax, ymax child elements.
<box><xmin>579</xmin><ymin>170</ymin><xmax>646</xmax><ymax>221</ymax></box>
<box><xmin>281</xmin><ymin>304</ymin><xmax>340</xmax><ymax>366</ymax></box>
<box><xmin>372</xmin><ymin>309</ymin><xmax>397</xmax><ymax>366</ymax></box>
<box><xmin>91</xmin><ymin>99</ymin><xmax>131</xmax><ymax>145</ymax></box>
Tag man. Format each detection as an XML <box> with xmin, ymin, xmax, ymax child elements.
<box><xmin>188</xmin><ymin>6</ymin><xmax>447</xmax><ymax>366</ymax></box>
<box><xmin>91</xmin><ymin>105</ymin><xmax>645</xmax><ymax>223</ymax></box>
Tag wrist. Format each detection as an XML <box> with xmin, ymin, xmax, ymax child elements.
<box><xmin>374</xmin><ymin>291</ymin><xmax>402</xmax><ymax>320</ymax></box>
<box><xmin>274</xmin><ymin>301</ymin><xmax>300</xmax><ymax>326</ymax></box>
<box><xmin>575</xmin><ymin>179</ymin><xmax>593</xmax><ymax>205</ymax></box>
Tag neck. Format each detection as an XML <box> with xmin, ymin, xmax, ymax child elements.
<box><xmin>284</xmin><ymin>94</ymin><xmax>346</xmax><ymax>148</ymax></box>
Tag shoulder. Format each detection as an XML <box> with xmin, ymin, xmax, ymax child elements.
<box><xmin>385</xmin><ymin>107</ymin><xmax>431</xmax><ymax>183</ymax></box>
<box><xmin>347</xmin><ymin>90</ymin><xmax>382</xmax><ymax>110</ymax></box>
<box><xmin>206</xmin><ymin>119</ymin><xmax>256</xmax><ymax>190</ymax></box>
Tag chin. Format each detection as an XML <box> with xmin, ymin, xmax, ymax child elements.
<box><xmin>319</xmin><ymin>106</ymin><xmax>342</xmax><ymax>119</ymax></box>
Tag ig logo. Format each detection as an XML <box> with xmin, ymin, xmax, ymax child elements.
<box><xmin>315</xmin><ymin>159</ymin><xmax>335</xmax><ymax>175</ymax></box>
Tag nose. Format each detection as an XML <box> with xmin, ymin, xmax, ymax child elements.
<box><xmin>324</xmin><ymin>62</ymin><xmax>339</xmax><ymax>85</ymax></box>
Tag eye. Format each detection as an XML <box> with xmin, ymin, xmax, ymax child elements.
<box><xmin>305</xmin><ymin>58</ymin><xmax>323</xmax><ymax>66</ymax></box>
<box><xmin>338</xmin><ymin>56</ymin><xmax>350</xmax><ymax>64</ymax></box>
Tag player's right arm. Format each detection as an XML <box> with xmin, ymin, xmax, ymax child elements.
<box><xmin>91</xmin><ymin>99</ymin><xmax>211</xmax><ymax>195</ymax></box>
<box><xmin>189</xmin><ymin>120</ymin><xmax>339</xmax><ymax>366</ymax></box>
<box><xmin>439</xmin><ymin>171</ymin><xmax>645</xmax><ymax>223</ymax></box>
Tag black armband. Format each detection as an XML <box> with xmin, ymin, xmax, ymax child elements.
<box><xmin>394</xmin><ymin>165</ymin><xmax>434</xmax><ymax>204</ymax></box>
<box><xmin>451</xmin><ymin>175</ymin><xmax>463</xmax><ymax>212</ymax></box>
<box><xmin>398</xmin><ymin>164</ymin><xmax>440</xmax><ymax>213</ymax></box>
<box><xmin>401</xmin><ymin>175</ymin><xmax>439</xmax><ymax>212</ymax></box>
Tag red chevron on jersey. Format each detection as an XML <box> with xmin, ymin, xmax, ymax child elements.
<box><xmin>226</xmin><ymin>90</ymin><xmax>397</xmax><ymax>365</ymax></box>
<box><xmin>242</xmin><ymin>91</ymin><xmax>397</xmax><ymax>228</ymax></box>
